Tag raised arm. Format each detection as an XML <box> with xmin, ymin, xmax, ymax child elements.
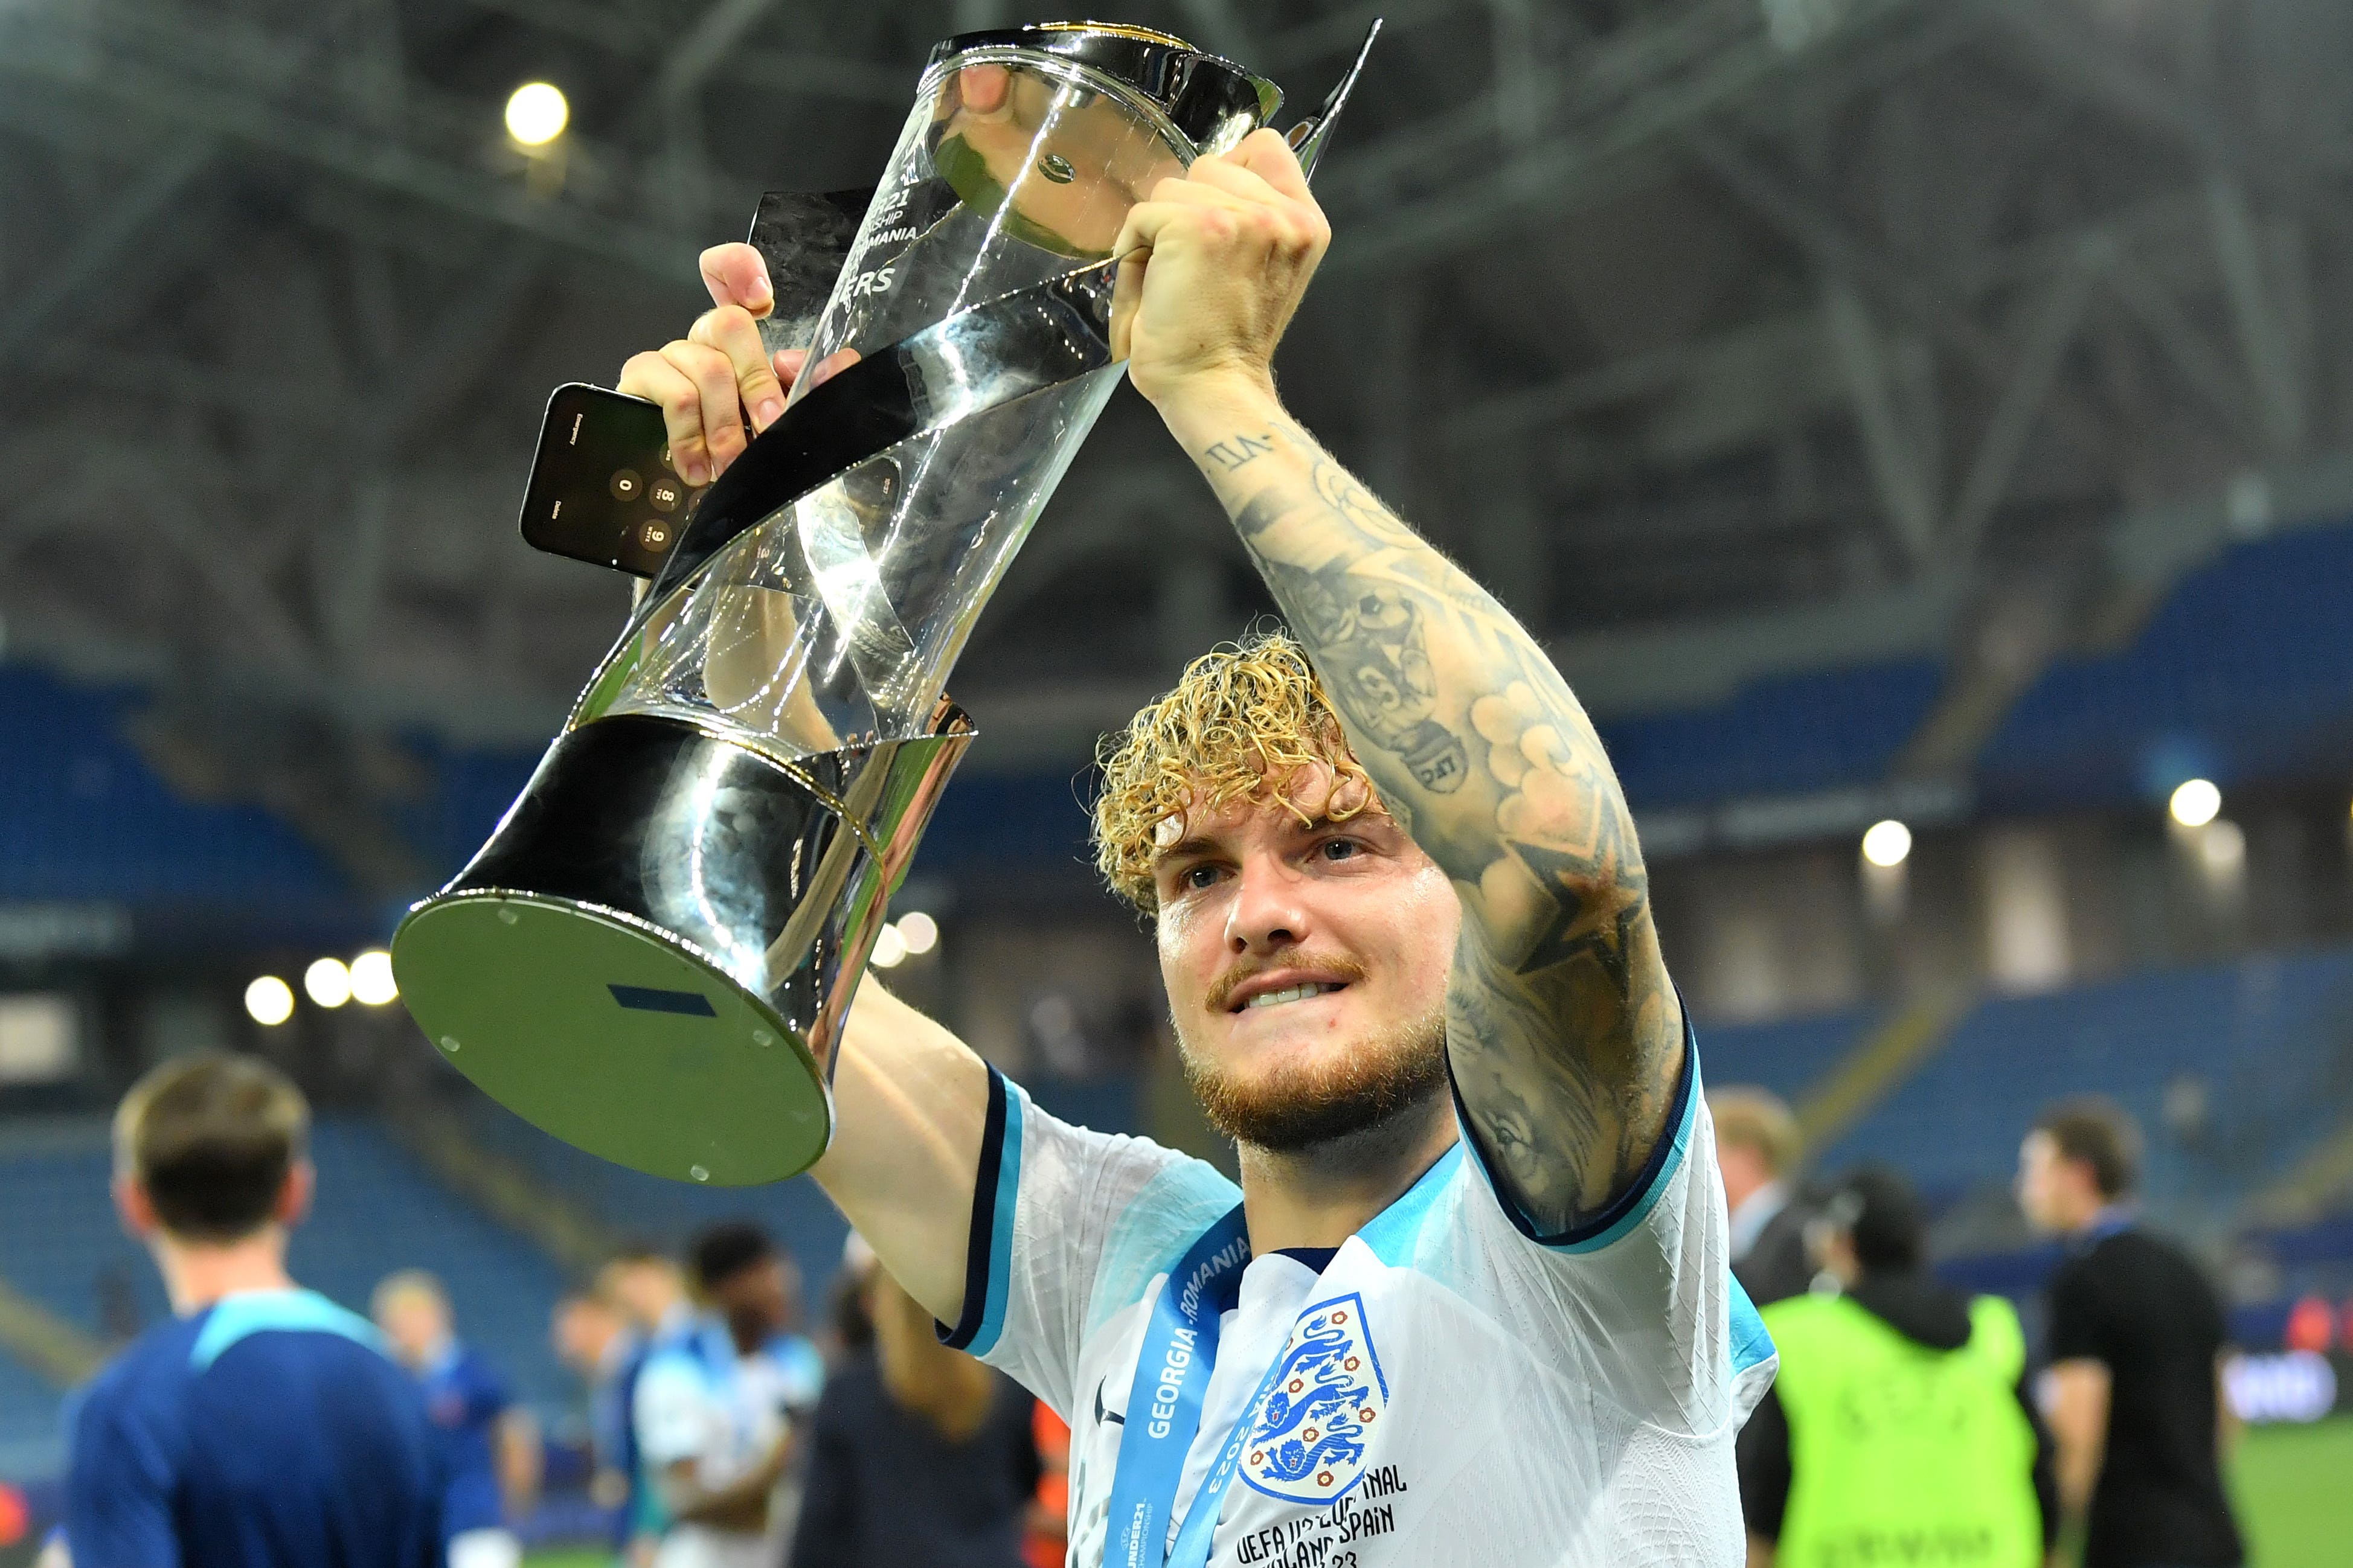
<box><xmin>1114</xmin><ymin>133</ymin><xmax>1682</xmax><ymax>1236</ymax></box>
<box><xmin>621</xmin><ymin>250</ymin><xmax>990</xmax><ymax>1328</ymax></box>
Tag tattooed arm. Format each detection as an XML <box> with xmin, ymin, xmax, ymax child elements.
<box><xmin>1110</xmin><ymin>129</ymin><xmax>1680</xmax><ymax>1234</ymax></box>
<box><xmin>1187</xmin><ymin>398</ymin><xmax>1681</xmax><ymax>1233</ymax></box>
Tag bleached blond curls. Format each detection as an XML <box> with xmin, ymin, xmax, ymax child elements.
<box><xmin>1091</xmin><ymin>630</ymin><xmax>1385</xmax><ymax>913</ymax></box>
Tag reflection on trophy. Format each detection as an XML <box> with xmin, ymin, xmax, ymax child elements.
<box><xmin>390</xmin><ymin>21</ymin><xmax>1375</xmax><ymax>1186</ymax></box>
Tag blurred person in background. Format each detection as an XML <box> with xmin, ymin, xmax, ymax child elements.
<box><xmin>1738</xmin><ymin>1166</ymin><xmax>2056</xmax><ymax>1567</ymax></box>
<box><xmin>790</xmin><ymin>1234</ymin><xmax>1042</xmax><ymax>1568</ymax></box>
<box><xmin>374</xmin><ymin>1268</ymin><xmax>541</xmax><ymax>1568</ymax></box>
<box><xmin>602</xmin><ymin>1245</ymin><xmax>695</xmax><ymax>1567</ymax></box>
<box><xmin>553</xmin><ymin>1287</ymin><xmax>638</xmax><ymax>1548</ymax></box>
<box><xmin>2018</xmin><ymin>1098</ymin><xmax>2243</xmax><ymax>1568</ymax></box>
<box><xmin>633</xmin><ymin>1223</ymin><xmax>798</xmax><ymax>1568</ymax></box>
<box><xmin>60</xmin><ymin>1051</ymin><xmax>441</xmax><ymax>1567</ymax></box>
<box><xmin>1023</xmin><ymin>1403</ymin><xmax>1071</xmax><ymax>1568</ymax></box>
<box><xmin>1713</xmin><ymin>1087</ymin><xmax>1813</xmax><ymax>1305</ymax></box>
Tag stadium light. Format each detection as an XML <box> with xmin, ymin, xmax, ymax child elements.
<box><xmin>245</xmin><ymin>976</ymin><xmax>295</xmax><ymax>1027</ymax></box>
<box><xmin>1860</xmin><ymin>819</ymin><xmax>1912</xmax><ymax>869</ymax></box>
<box><xmin>2170</xmin><ymin>778</ymin><xmax>2222</xmax><ymax>828</ymax></box>
<box><xmin>870</xmin><ymin>924</ymin><xmax>908</xmax><ymax>969</ymax></box>
<box><xmin>349</xmin><ymin>950</ymin><xmax>399</xmax><ymax>1006</ymax></box>
<box><xmin>304</xmin><ymin>957</ymin><xmax>352</xmax><ymax>1008</ymax></box>
<box><xmin>505</xmin><ymin>82</ymin><xmax>569</xmax><ymax>146</ymax></box>
<box><xmin>897</xmin><ymin>910</ymin><xmax>939</xmax><ymax>955</ymax></box>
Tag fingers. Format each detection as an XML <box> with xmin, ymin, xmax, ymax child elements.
<box><xmin>957</xmin><ymin>63</ymin><xmax>1010</xmax><ymax>114</ymax></box>
<box><xmin>1224</xmin><ymin>126</ymin><xmax>1314</xmax><ymax>203</ymax></box>
<box><xmin>690</xmin><ymin>305</ymin><xmax>786</xmax><ymax>433</ymax></box>
<box><xmin>1181</xmin><ymin>153</ymin><xmax>1330</xmax><ymax>253</ymax></box>
<box><xmin>616</xmin><ymin>341</ymin><xmax>747</xmax><ymax>484</ymax></box>
<box><xmin>661</xmin><ymin>339</ymin><xmax>750</xmax><ymax>481</ymax></box>
<box><xmin>617</xmin><ymin>350</ymin><xmax>717</xmax><ymax>484</ymax></box>
<box><xmin>803</xmin><ymin>346</ymin><xmax>862</xmax><ymax>391</ymax></box>
<box><xmin>1108</xmin><ymin>201</ymin><xmax>1184</xmax><ymax>363</ymax></box>
<box><xmin>699</xmin><ymin>243</ymin><xmax>774</xmax><ymax>316</ymax></box>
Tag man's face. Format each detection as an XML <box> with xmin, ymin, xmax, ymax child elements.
<box><xmin>553</xmin><ymin>1298</ymin><xmax>618</xmax><ymax>1373</ymax></box>
<box><xmin>1715</xmin><ymin>1136</ymin><xmax>1770</xmax><ymax>1213</ymax></box>
<box><xmin>1151</xmin><ymin>764</ymin><xmax>1459</xmax><ymax>1151</ymax></box>
<box><xmin>376</xmin><ymin>1290</ymin><xmax>447</xmax><ymax>1369</ymax></box>
<box><xmin>2015</xmin><ymin>1131</ymin><xmax>2079</xmax><ymax>1234</ymax></box>
<box><xmin>713</xmin><ymin>1258</ymin><xmax>789</xmax><ymax>1345</ymax></box>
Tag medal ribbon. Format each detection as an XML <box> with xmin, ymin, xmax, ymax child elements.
<box><xmin>1105</xmin><ymin>1203</ymin><xmax>1251</xmax><ymax>1568</ymax></box>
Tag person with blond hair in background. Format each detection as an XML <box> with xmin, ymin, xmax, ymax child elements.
<box><xmin>1712</xmin><ymin>1087</ymin><xmax>1813</xmax><ymax>1305</ymax></box>
<box><xmin>600</xmin><ymin>1244</ymin><xmax>695</xmax><ymax>1565</ymax></box>
<box><xmin>791</xmin><ymin>1235</ymin><xmax>1041</xmax><ymax>1568</ymax></box>
<box><xmin>374</xmin><ymin>1268</ymin><xmax>542</xmax><ymax>1568</ymax></box>
<box><xmin>60</xmin><ymin>1052</ymin><xmax>441</xmax><ymax>1568</ymax></box>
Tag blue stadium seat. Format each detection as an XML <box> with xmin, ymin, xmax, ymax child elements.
<box><xmin>0</xmin><ymin>667</ymin><xmax>350</xmax><ymax>909</ymax></box>
<box><xmin>1823</xmin><ymin>947</ymin><xmax>2353</xmax><ymax>1215</ymax></box>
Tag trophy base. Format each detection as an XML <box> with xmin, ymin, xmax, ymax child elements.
<box><xmin>390</xmin><ymin>708</ymin><xmax>972</xmax><ymax>1187</ymax></box>
<box><xmin>393</xmin><ymin>892</ymin><xmax>829</xmax><ymax>1186</ymax></box>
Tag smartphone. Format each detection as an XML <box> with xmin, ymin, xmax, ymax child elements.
<box><xmin>518</xmin><ymin>384</ymin><xmax>703</xmax><ymax>577</ymax></box>
<box><xmin>518</xmin><ymin>188</ymin><xmax>873</xmax><ymax>578</ymax></box>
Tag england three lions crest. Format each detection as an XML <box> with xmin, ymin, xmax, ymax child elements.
<box><xmin>1239</xmin><ymin>1292</ymin><xmax>1390</xmax><ymax>1505</ymax></box>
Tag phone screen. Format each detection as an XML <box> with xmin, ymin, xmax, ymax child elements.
<box><xmin>518</xmin><ymin>384</ymin><xmax>704</xmax><ymax>577</ymax></box>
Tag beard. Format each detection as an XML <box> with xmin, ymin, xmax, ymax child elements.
<box><xmin>1178</xmin><ymin>1000</ymin><xmax>1451</xmax><ymax>1154</ymax></box>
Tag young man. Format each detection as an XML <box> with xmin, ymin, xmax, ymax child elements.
<box><xmin>621</xmin><ymin>127</ymin><xmax>1772</xmax><ymax>1565</ymax></box>
<box><xmin>600</xmin><ymin>1245</ymin><xmax>696</xmax><ymax>1566</ymax></box>
<box><xmin>2017</xmin><ymin>1099</ymin><xmax>2242</xmax><ymax>1568</ymax></box>
<box><xmin>63</xmin><ymin>1052</ymin><xmax>442</xmax><ymax>1567</ymax></box>
<box><xmin>1738</xmin><ymin>1166</ymin><xmax>2056</xmax><ymax>1568</ymax></box>
<box><xmin>550</xmin><ymin>1285</ymin><xmax>637</xmax><ymax>1529</ymax></box>
<box><xmin>373</xmin><ymin>1269</ymin><xmax>541</xmax><ymax>1568</ymax></box>
<box><xmin>631</xmin><ymin>1224</ymin><xmax>798</xmax><ymax>1568</ymax></box>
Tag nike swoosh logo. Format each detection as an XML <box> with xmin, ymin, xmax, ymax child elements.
<box><xmin>1094</xmin><ymin>1377</ymin><xmax>1125</xmax><ymax>1427</ymax></box>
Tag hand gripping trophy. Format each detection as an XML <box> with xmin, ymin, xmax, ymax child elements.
<box><xmin>391</xmin><ymin>22</ymin><xmax>1377</xmax><ymax>1186</ymax></box>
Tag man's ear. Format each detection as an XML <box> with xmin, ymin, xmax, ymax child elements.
<box><xmin>276</xmin><ymin>1159</ymin><xmax>316</xmax><ymax>1228</ymax></box>
<box><xmin>114</xmin><ymin>1173</ymin><xmax>158</xmax><ymax>1241</ymax></box>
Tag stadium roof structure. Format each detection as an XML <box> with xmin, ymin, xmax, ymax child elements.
<box><xmin>5</xmin><ymin>0</ymin><xmax>2353</xmax><ymax>897</ymax></box>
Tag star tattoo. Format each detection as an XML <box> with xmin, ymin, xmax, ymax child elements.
<box><xmin>1508</xmin><ymin>833</ymin><xmax>1646</xmax><ymax>996</ymax></box>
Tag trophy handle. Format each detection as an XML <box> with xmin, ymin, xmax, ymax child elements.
<box><xmin>1285</xmin><ymin>18</ymin><xmax>1383</xmax><ymax>181</ymax></box>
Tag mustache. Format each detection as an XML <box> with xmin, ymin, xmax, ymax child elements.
<box><xmin>1205</xmin><ymin>954</ymin><xmax>1368</xmax><ymax>1014</ymax></box>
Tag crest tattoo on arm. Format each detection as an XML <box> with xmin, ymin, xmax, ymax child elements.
<box><xmin>1213</xmin><ymin>421</ymin><xmax>1681</xmax><ymax>1235</ymax></box>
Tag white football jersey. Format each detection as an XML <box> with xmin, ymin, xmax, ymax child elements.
<box><xmin>940</xmin><ymin>1030</ymin><xmax>1776</xmax><ymax>1567</ymax></box>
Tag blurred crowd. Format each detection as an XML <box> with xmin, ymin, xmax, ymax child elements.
<box><xmin>53</xmin><ymin>1045</ymin><xmax>2255</xmax><ymax>1568</ymax></box>
<box><xmin>535</xmin><ymin>1224</ymin><xmax>1062</xmax><ymax>1568</ymax></box>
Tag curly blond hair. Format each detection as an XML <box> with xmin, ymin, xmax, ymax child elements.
<box><xmin>1092</xmin><ymin>630</ymin><xmax>1384</xmax><ymax>912</ymax></box>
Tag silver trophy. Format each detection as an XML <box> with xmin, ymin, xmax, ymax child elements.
<box><xmin>391</xmin><ymin>21</ymin><xmax>1378</xmax><ymax>1185</ymax></box>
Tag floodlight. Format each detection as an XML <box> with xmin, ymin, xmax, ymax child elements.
<box><xmin>245</xmin><ymin>976</ymin><xmax>295</xmax><ymax>1026</ymax></box>
<box><xmin>506</xmin><ymin>82</ymin><xmax>569</xmax><ymax>147</ymax></box>
<box><xmin>1861</xmin><ymin>819</ymin><xmax>1912</xmax><ymax>869</ymax></box>
<box><xmin>350</xmin><ymin>950</ymin><xmax>399</xmax><ymax>1006</ymax></box>
<box><xmin>2170</xmin><ymin>778</ymin><xmax>2221</xmax><ymax>828</ymax></box>
<box><xmin>305</xmin><ymin>957</ymin><xmax>352</xmax><ymax>1008</ymax></box>
<box><xmin>896</xmin><ymin>910</ymin><xmax>939</xmax><ymax>955</ymax></box>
